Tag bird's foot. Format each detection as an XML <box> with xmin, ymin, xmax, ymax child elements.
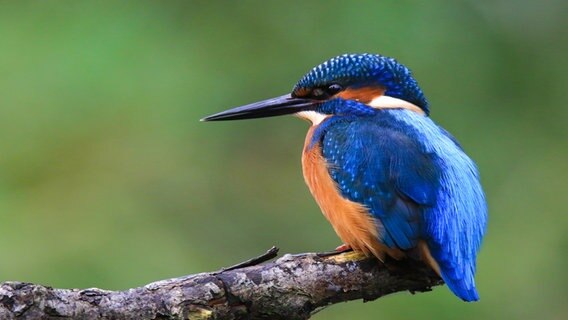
<box><xmin>316</xmin><ymin>244</ymin><xmax>353</xmax><ymax>257</ymax></box>
<box><xmin>335</xmin><ymin>243</ymin><xmax>352</xmax><ymax>252</ymax></box>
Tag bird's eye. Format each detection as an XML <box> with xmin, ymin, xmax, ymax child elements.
<box><xmin>308</xmin><ymin>84</ymin><xmax>343</xmax><ymax>100</ymax></box>
<box><xmin>326</xmin><ymin>84</ymin><xmax>343</xmax><ymax>95</ymax></box>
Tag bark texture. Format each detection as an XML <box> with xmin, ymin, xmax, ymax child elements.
<box><xmin>0</xmin><ymin>247</ymin><xmax>442</xmax><ymax>320</ymax></box>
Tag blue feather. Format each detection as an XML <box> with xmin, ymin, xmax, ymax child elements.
<box><xmin>391</xmin><ymin>109</ymin><xmax>487</xmax><ymax>301</ymax></box>
<box><xmin>311</xmin><ymin>100</ymin><xmax>487</xmax><ymax>301</ymax></box>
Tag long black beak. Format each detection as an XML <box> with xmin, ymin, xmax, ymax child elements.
<box><xmin>201</xmin><ymin>94</ymin><xmax>317</xmax><ymax>121</ymax></box>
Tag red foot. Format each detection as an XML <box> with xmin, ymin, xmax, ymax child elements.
<box><xmin>335</xmin><ymin>244</ymin><xmax>352</xmax><ymax>252</ymax></box>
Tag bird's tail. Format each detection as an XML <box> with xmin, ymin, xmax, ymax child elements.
<box><xmin>440</xmin><ymin>265</ymin><xmax>479</xmax><ymax>302</ymax></box>
<box><xmin>420</xmin><ymin>241</ymin><xmax>480</xmax><ymax>302</ymax></box>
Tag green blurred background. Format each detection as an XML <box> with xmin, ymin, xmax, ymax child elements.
<box><xmin>0</xmin><ymin>1</ymin><xmax>566</xmax><ymax>319</ymax></box>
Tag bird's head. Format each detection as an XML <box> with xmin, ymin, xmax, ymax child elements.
<box><xmin>202</xmin><ymin>53</ymin><xmax>429</xmax><ymax>123</ymax></box>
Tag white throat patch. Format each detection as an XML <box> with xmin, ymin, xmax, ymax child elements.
<box><xmin>368</xmin><ymin>95</ymin><xmax>424</xmax><ymax>115</ymax></box>
<box><xmin>295</xmin><ymin>111</ymin><xmax>328</xmax><ymax>126</ymax></box>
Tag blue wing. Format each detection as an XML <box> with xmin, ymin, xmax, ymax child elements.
<box><xmin>317</xmin><ymin>115</ymin><xmax>439</xmax><ymax>250</ymax></box>
<box><xmin>313</xmin><ymin>109</ymin><xmax>487</xmax><ymax>302</ymax></box>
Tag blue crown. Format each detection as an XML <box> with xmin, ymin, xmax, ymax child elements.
<box><xmin>294</xmin><ymin>53</ymin><xmax>429</xmax><ymax>114</ymax></box>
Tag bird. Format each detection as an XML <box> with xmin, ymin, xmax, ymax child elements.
<box><xmin>202</xmin><ymin>53</ymin><xmax>487</xmax><ymax>302</ymax></box>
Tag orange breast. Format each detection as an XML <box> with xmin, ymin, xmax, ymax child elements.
<box><xmin>301</xmin><ymin>125</ymin><xmax>403</xmax><ymax>260</ymax></box>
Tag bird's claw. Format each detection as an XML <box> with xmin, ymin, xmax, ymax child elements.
<box><xmin>335</xmin><ymin>244</ymin><xmax>352</xmax><ymax>252</ymax></box>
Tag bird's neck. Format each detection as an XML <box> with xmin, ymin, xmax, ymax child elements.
<box><xmin>295</xmin><ymin>95</ymin><xmax>425</xmax><ymax>127</ymax></box>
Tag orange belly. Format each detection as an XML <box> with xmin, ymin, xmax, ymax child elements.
<box><xmin>301</xmin><ymin>125</ymin><xmax>403</xmax><ymax>261</ymax></box>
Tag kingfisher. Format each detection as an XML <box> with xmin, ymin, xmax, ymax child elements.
<box><xmin>202</xmin><ymin>53</ymin><xmax>487</xmax><ymax>302</ymax></box>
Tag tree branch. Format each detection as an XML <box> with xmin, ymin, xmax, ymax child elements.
<box><xmin>0</xmin><ymin>247</ymin><xmax>442</xmax><ymax>320</ymax></box>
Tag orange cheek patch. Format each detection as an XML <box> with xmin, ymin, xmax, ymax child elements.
<box><xmin>336</xmin><ymin>86</ymin><xmax>385</xmax><ymax>104</ymax></box>
<box><xmin>293</xmin><ymin>87</ymin><xmax>311</xmax><ymax>98</ymax></box>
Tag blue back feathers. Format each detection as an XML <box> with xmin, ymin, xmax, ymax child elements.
<box><xmin>293</xmin><ymin>53</ymin><xmax>430</xmax><ymax>114</ymax></box>
<box><xmin>309</xmin><ymin>98</ymin><xmax>487</xmax><ymax>301</ymax></box>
